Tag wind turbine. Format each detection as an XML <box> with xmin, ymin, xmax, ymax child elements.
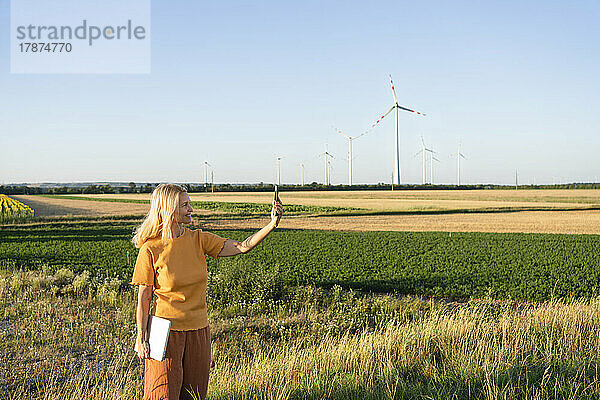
<box><xmin>366</xmin><ymin>75</ymin><xmax>426</xmax><ymax>186</ymax></box>
<box><xmin>203</xmin><ymin>160</ymin><xmax>212</xmax><ymax>189</ymax></box>
<box><xmin>422</xmin><ymin>140</ymin><xmax>440</xmax><ymax>185</ymax></box>
<box><xmin>299</xmin><ymin>162</ymin><xmax>305</xmax><ymax>186</ymax></box>
<box><xmin>274</xmin><ymin>155</ymin><xmax>284</xmax><ymax>186</ymax></box>
<box><xmin>332</xmin><ymin>126</ymin><xmax>367</xmax><ymax>186</ymax></box>
<box><xmin>430</xmin><ymin>151</ymin><xmax>440</xmax><ymax>185</ymax></box>
<box><xmin>450</xmin><ymin>142</ymin><xmax>467</xmax><ymax>185</ymax></box>
<box><xmin>414</xmin><ymin>136</ymin><xmax>435</xmax><ymax>184</ymax></box>
<box><xmin>317</xmin><ymin>142</ymin><xmax>334</xmax><ymax>185</ymax></box>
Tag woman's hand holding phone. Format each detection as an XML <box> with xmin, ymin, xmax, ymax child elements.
<box><xmin>271</xmin><ymin>185</ymin><xmax>283</xmax><ymax>227</ymax></box>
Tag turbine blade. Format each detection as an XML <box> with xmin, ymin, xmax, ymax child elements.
<box><xmin>389</xmin><ymin>74</ymin><xmax>399</xmax><ymax>105</ymax></box>
<box><xmin>398</xmin><ymin>105</ymin><xmax>426</xmax><ymax>116</ymax></box>
<box><xmin>413</xmin><ymin>150</ymin><xmax>423</xmax><ymax>158</ymax></box>
<box><xmin>354</xmin><ymin>130</ymin><xmax>368</xmax><ymax>140</ymax></box>
<box><xmin>364</xmin><ymin>106</ymin><xmax>395</xmax><ymax>134</ymax></box>
<box><xmin>332</xmin><ymin>125</ymin><xmax>350</xmax><ymax>140</ymax></box>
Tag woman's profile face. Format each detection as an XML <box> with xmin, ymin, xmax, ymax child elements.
<box><xmin>175</xmin><ymin>192</ymin><xmax>193</xmax><ymax>224</ymax></box>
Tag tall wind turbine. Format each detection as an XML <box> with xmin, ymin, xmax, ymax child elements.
<box><xmin>318</xmin><ymin>142</ymin><xmax>334</xmax><ymax>185</ymax></box>
<box><xmin>366</xmin><ymin>75</ymin><xmax>426</xmax><ymax>186</ymax></box>
<box><xmin>332</xmin><ymin>126</ymin><xmax>367</xmax><ymax>186</ymax></box>
<box><xmin>450</xmin><ymin>142</ymin><xmax>467</xmax><ymax>185</ymax></box>
<box><xmin>414</xmin><ymin>136</ymin><xmax>435</xmax><ymax>184</ymax></box>
<box><xmin>430</xmin><ymin>151</ymin><xmax>440</xmax><ymax>185</ymax></box>
<box><xmin>299</xmin><ymin>162</ymin><xmax>305</xmax><ymax>186</ymax></box>
<box><xmin>203</xmin><ymin>160</ymin><xmax>212</xmax><ymax>189</ymax></box>
<box><xmin>274</xmin><ymin>155</ymin><xmax>284</xmax><ymax>186</ymax></box>
<box><xmin>422</xmin><ymin>140</ymin><xmax>440</xmax><ymax>185</ymax></box>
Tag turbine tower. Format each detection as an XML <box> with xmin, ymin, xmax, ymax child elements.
<box><xmin>414</xmin><ymin>136</ymin><xmax>435</xmax><ymax>184</ymax></box>
<box><xmin>332</xmin><ymin>126</ymin><xmax>367</xmax><ymax>186</ymax></box>
<box><xmin>203</xmin><ymin>160</ymin><xmax>212</xmax><ymax>189</ymax></box>
<box><xmin>299</xmin><ymin>162</ymin><xmax>305</xmax><ymax>186</ymax></box>
<box><xmin>430</xmin><ymin>151</ymin><xmax>440</xmax><ymax>185</ymax></box>
<box><xmin>450</xmin><ymin>142</ymin><xmax>467</xmax><ymax>185</ymax></box>
<box><xmin>274</xmin><ymin>155</ymin><xmax>284</xmax><ymax>186</ymax></box>
<box><xmin>318</xmin><ymin>142</ymin><xmax>334</xmax><ymax>185</ymax></box>
<box><xmin>366</xmin><ymin>75</ymin><xmax>426</xmax><ymax>186</ymax></box>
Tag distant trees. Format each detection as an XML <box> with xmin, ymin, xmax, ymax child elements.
<box><xmin>2</xmin><ymin>182</ymin><xmax>600</xmax><ymax>195</ymax></box>
<box><xmin>82</xmin><ymin>185</ymin><xmax>113</xmax><ymax>194</ymax></box>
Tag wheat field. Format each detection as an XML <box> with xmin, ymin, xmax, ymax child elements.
<box><xmin>13</xmin><ymin>190</ymin><xmax>600</xmax><ymax>234</ymax></box>
<box><xmin>81</xmin><ymin>189</ymin><xmax>600</xmax><ymax>211</ymax></box>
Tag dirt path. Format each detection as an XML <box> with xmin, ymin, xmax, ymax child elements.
<box><xmin>11</xmin><ymin>195</ymin><xmax>149</xmax><ymax>217</ymax></box>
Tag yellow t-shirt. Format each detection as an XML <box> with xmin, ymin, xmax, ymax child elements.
<box><xmin>130</xmin><ymin>228</ymin><xmax>227</xmax><ymax>331</ymax></box>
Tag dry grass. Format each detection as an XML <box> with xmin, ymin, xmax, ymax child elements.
<box><xmin>210</xmin><ymin>300</ymin><xmax>600</xmax><ymax>399</ymax></box>
<box><xmin>0</xmin><ymin>270</ymin><xmax>143</xmax><ymax>400</ymax></box>
<box><xmin>4</xmin><ymin>269</ymin><xmax>600</xmax><ymax>399</ymax></box>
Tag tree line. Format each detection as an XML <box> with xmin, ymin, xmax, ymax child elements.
<box><xmin>2</xmin><ymin>182</ymin><xmax>600</xmax><ymax>195</ymax></box>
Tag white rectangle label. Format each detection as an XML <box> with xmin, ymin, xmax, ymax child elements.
<box><xmin>10</xmin><ymin>0</ymin><xmax>151</xmax><ymax>74</ymax></box>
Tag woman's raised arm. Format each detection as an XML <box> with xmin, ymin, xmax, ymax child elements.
<box><xmin>218</xmin><ymin>200</ymin><xmax>283</xmax><ymax>257</ymax></box>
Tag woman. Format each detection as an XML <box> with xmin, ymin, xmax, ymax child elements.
<box><xmin>131</xmin><ymin>183</ymin><xmax>282</xmax><ymax>400</ymax></box>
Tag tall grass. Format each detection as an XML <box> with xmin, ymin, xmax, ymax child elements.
<box><xmin>0</xmin><ymin>270</ymin><xmax>142</xmax><ymax>400</ymax></box>
<box><xmin>208</xmin><ymin>301</ymin><xmax>600</xmax><ymax>399</ymax></box>
<box><xmin>3</xmin><ymin>268</ymin><xmax>600</xmax><ymax>399</ymax></box>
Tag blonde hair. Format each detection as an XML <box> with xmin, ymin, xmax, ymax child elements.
<box><xmin>132</xmin><ymin>183</ymin><xmax>187</xmax><ymax>248</ymax></box>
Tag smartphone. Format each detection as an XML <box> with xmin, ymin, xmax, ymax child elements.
<box><xmin>273</xmin><ymin>185</ymin><xmax>281</xmax><ymax>218</ymax></box>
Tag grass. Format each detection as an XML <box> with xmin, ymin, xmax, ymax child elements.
<box><xmin>3</xmin><ymin>268</ymin><xmax>600</xmax><ymax>399</ymax></box>
<box><xmin>0</xmin><ymin>269</ymin><xmax>141</xmax><ymax>400</ymax></box>
<box><xmin>3</xmin><ymin>220</ymin><xmax>600</xmax><ymax>301</ymax></box>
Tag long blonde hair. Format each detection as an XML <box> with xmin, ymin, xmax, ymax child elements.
<box><xmin>132</xmin><ymin>183</ymin><xmax>187</xmax><ymax>248</ymax></box>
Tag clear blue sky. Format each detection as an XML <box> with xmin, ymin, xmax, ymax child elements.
<box><xmin>1</xmin><ymin>0</ymin><xmax>599</xmax><ymax>185</ymax></box>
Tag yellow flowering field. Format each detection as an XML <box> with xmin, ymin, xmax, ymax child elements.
<box><xmin>0</xmin><ymin>194</ymin><xmax>34</xmax><ymax>223</ymax></box>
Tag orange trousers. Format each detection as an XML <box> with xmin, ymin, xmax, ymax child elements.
<box><xmin>144</xmin><ymin>326</ymin><xmax>211</xmax><ymax>400</ymax></box>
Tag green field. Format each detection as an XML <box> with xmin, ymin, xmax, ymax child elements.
<box><xmin>2</xmin><ymin>221</ymin><xmax>600</xmax><ymax>301</ymax></box>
